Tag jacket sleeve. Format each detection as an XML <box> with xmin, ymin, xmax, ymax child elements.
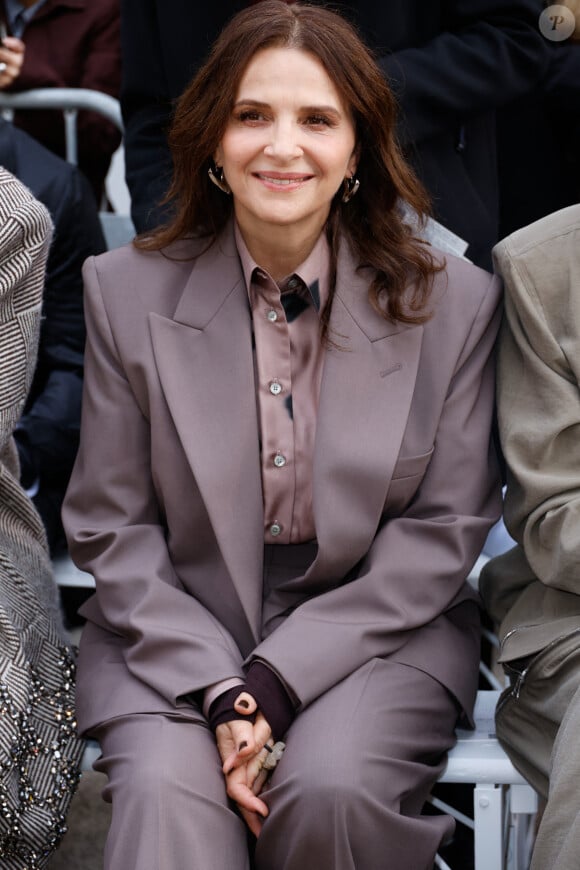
<box><xmin>250</xmin><ymin>274</ymin><xmax>503</xmax><ymax>708</ymax></box>
<box><xmin>62</xmin><ymin>257</ymin><xmax>246</xmax><ymax>708</ymax></box>
<box><xmin>381</xmin><ymin>0</ymin><xmax>550</xmax><ymax>146</ymax></box>
<box><xmin>493</xmin><ymin>234</ymin><xmax>580</xmax><ymax>593</ymax></box>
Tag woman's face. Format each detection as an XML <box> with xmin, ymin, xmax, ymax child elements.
<box><xmin>215</xmin><ymin>46</ymin><xmax>358</xmax><ymax>246</ymax></box>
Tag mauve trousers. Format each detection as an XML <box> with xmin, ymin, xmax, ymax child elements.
<box><xmin>93</xmin><ymin>657</ymin><xmax>459</xmax><ymax>870</ymax></box>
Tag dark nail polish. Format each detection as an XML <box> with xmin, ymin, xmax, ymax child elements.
<box><xmin>238</xmin><ymin>699</ymin><xmax>250</xmax><ymax>709</ymax></box>
<box><xmin>238</xmin><ymin>741</ymin><xmax>248</xmax><ymax>751</ymax></box>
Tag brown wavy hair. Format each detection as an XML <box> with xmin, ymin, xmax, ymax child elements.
<box><xmin>136</xmin><ymin>1</ymin><xmax>443</xmax><ymax>326</ymax></box>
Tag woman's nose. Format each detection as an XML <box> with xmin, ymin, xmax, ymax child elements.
<box><xmin>263</xmin><ymin>121</ymin><xmax>303</xmax><ymax>160</ymax></box>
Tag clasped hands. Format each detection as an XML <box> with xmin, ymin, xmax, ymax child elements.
<box><xmin>216</xmin><ymin>690</ymin><xmax>278</xmax><ymax>837</ymax></box>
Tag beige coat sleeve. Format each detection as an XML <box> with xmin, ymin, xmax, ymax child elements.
<box><xmin>494</xmin><ymin>211</ymin><xmax>580</xmax><ymax>593</ymax></box>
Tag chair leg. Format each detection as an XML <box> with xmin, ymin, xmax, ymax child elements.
<box><xmin>506</xmin><ymin>785</ymin><xmax>538</xmax><ymax>870</ymax></box>
<box><xmin>474</xmin><ymin>783</ymin><xmax>504</xmax><ymax>870</ymax></box>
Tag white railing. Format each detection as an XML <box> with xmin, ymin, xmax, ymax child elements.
<box><xmin>0</xmin><ymin>87</ymin><xmax>123</xmax><ymax>163</ymax></box>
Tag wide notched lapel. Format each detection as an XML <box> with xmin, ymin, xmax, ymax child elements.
<box><xmin>309</xmin><ymin>243</ymin><xmax>424</xmax><ymax>580</ymax></box>
<box><xmin>149</xmin><ymin>227</ymin><xmax>263</xmax><ymax>645</ymax></box>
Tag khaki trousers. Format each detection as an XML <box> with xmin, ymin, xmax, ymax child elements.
<box><xmin>496</xmin><ymin>630</ymin><xmax>580</xmax><ymax>870</ymax></box>
<box><xmin>94</xmin><ymin>658</ymin><xmax>460</xmax><ymax>870</ymax></box>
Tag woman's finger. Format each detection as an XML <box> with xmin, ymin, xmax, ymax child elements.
<box><xmin>226</xmin><ymin>765</ymin><xmax>269</xmax><ymax>819</ymax></box>
<box><xmin>252</xmin><ymin>711</ymin><xmax>272</xmax><ymax>750</ymax></box>
<box><xmin>233</xmin><ymin>690</ymin><xmax>257</xmax><ymax>715</ymax></box>
<box><xmin>251</xmin><ymin>766</ymin><xmax>270</xmax><ymax>796</ymax></box>
<box><xmin>216</xmin><ymin>719</ymin><xmax>256</xmax><ymax>770</ymax></box>
<box><xmin>238</xmin><ymin>804</ymin><xmax>264</xmax><ymax>838</ymax></box>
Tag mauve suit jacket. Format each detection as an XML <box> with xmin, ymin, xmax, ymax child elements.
<box><xmin>63</xmin><ymin>223</ymin><xmax>502</xmax><ymax>735</ymax></box>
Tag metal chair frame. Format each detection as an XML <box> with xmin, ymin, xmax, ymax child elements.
<box><xmin>0</xmin><ymin>87</ymin><xmax>122</xmax><ymax>164</ymax></box>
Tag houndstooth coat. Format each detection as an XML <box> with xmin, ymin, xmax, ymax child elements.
<box><xmin>0</xmin><ymin>167</ymin><xmax>84</xmax><ymax>868</ymax></box>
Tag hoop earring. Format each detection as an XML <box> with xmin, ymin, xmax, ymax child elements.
<box><xmin>341</xmin><ymin>175</ymin><xmax>360</xmax><ymax>203</ymax></box>
<box><xmin>208</xmin><ymin>163</ymin><xmax>232</xmax><ymax>195</ymax></box>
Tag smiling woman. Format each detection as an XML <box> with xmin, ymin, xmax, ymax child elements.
<box><xmin>214</xmin><ymin>47</ymin><xmax>358</xmax><ymax>279</ymax></box>
<box><xmin>62</xmin><ymin>3</ymin><xmax>503</xmax><ymax>869</ymax></box>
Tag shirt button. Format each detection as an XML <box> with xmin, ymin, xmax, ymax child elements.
<box><xmin>270</xmin><ymin>522</ymin><xmax>282</xmax><ymax>537</ymax></box>
<box><xmin>287</xmin><ymin>277</ymin><xmax>300</xmax><ymax>290</ymax></box>
<box><xmin>269</xmin><ymin>380</ymin><xmax>282</xmax><ymax>396</ymax></box>
<box><xmin>274</xmin><ymin>453</ymin><xmax>286</xmax><ymax>468</ymax></box>
<box><xmin>267</xmin><ymin>309</ymin><xmax>278</xmax><ymax>322</ymax></box>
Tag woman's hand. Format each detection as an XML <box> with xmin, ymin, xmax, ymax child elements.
<box><xmin>224</xmin><ymin>749</ymin><xmax>269</xmax><ymax>837</ymax></box>
<box><xmin>219</xmin><ymin>692</ymin><xmax>272</xmax><ymax>772</ymax></box>
<box><xmin>215</xmin><ymin>691</ymin><xmax>273</xmax><ymax>836</ymax></box>
<box><xmin>0</xmin><ymin>37</ymin><xmax>25</xmax><ymax>89</ymax></box>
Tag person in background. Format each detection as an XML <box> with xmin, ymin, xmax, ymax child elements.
<box><xmin>0</xmin><ymin>165</ymin><xmax>83</xmax><ymax>867</ymax></box>
<box><xmin>480</xmin><ymin>204</ymin><xmax>580</xmax><ymax>870</ymax></box>
<box><xmin>0</xmin><ymin>0</ymin><xmax>122</xmax><ymax>205</ymax></box>
<box><xmin>0</xmin><ymin>117</ymin><xmax>107</xmax><ymax>558</ymax></box>
<box><xmin>497</xmin><ymin>1</ymin><xmax>580</xmax><ymax>237</ymax></box>
<box><xmin>64</xmin><ymin>4</ymin><xmax>502</xmax><ymax>867</ymax></box>
<box><xmin>120</xmin><ymin>0</ymin><xmax>548</xmax><ymax>269</ymax></box>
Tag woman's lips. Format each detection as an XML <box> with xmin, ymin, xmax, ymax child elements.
<box><xmin>254</xmin><ymin>172</ymin><xmax>313</xmax><ymax>187</ymax></box>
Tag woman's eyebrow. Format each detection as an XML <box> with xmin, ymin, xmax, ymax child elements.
<box><xmin>233</xmin><ymin>98</ymin><xmax>342</xmax><ymax>117</ymax></box>
<box><xmin>233</xmin><ymin>99</ymin><xmax>270</xmax><ymax>109</ymax></box>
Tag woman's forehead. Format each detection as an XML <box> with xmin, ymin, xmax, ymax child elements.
<box><xmin>234</xmin><ymin>46</ymin><xmax>348</xmax><ymax>109</ymax></box>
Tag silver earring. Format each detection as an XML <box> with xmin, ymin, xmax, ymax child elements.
<box><xmin>208</xmin><ymin>163</ymin><xmax>231</xmax><ymax>195</ymax></box>
<box><xmin>342</xmin><ymin>175</ymin><xmax>360</xmax><ymax>203</ymax></box>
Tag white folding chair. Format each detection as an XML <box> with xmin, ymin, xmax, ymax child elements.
<box><xmin>434</xmin><ymin>689</ymin><xmax>537</xmax><ymax>870</ymax></box>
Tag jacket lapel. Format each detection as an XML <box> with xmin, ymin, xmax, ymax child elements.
<box><xmin>149</xmin><ymin>227</ymin><xmax>263</xmax><ymax>644</ymax></box>
<box><xmin>309</xmin><ymin>242</ymin><xmax>424</xmax><ymax>579</ymax></box>
<box><xmin>149</xmin><ymin>227</ymin><xmax>424</xmax><ymax>629</ymax></box>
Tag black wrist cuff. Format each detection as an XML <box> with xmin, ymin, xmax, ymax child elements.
<box><xmin>208</xmin><ymin>686</ymin><xmax>257</xmax><ymax>732</ymax></box>
<box><xmin>245</xmin><ymin>662</ymin><xmax>296</xmax><ymax>741</ymax></box>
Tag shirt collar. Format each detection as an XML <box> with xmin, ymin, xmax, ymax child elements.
<box><xmin>5</xmin><ymin>0</ymin><xmax>49</xmax><ymax>35</ymax></box>
<box><xmin>234</xmin><ymin>222</ymin><xmax>331</xmax><ymax>314</ymax></box>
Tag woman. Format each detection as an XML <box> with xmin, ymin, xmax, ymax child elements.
<box><xmin>63</xmin><ymin>3</ymin><xmax>502</xmax><ymax>868</ymax></box>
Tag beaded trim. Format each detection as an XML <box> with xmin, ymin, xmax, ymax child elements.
<box><xmin>0</xmin><ymin>483</ymin><xmax>84</xmax><ymax>866</ymax></box>
<box><xmin>0</xmin><ymin>645</ymin><xmax>84</xmax><ymax>868</ymax></box>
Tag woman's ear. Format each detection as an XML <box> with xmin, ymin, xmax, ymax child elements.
<box><xmin>213</xmin><ymin>146</ymin><xmax>223</xmax><ymax>167</ymax></box>
<box><xmin>347</xmin><ymin>144</ymin><xmax>360</xmax><ymax>178</ymax></box>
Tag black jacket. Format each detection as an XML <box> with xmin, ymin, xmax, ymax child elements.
<box><xmin>0</xmin><ymin>119</ymin><xmax>106</xmax><ymax>550</ymax></box>
<box><xmin>121</xmin><ymin>0</ymin><xmax>549</xmax><ymax>268</ymax></box>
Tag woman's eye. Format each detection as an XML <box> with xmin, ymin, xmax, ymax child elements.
<box><xmin>237</xmin><ymin>110</ymin><xmax>265</xmax><ymax>123</ymax></box>
<box><xmin>305</xmin><ymin>115</ymin><xmax>332</xmax><ymax>127</ymax></box>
